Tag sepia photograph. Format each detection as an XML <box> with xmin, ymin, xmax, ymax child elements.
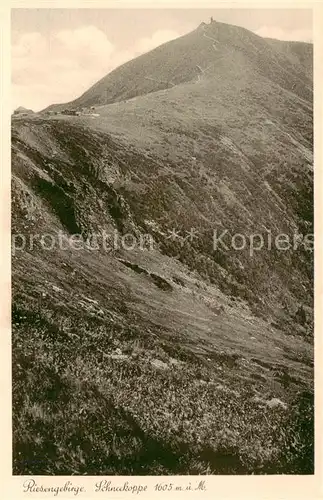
<box><xmin>11</xmin><ymin>7</ymin><xmax>314</xmax><ymax>477</ymax></box>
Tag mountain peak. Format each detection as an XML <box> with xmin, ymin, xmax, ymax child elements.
<box><xmin>43</xmin><ymin>20</ymin><xmax>312</xmax><ymax>114</ymax></box>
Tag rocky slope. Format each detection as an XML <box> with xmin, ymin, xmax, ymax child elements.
<box><xmin>12</xmin><ymin>20</ymin><xmax>314</xmax><ymax>475</ymax></box>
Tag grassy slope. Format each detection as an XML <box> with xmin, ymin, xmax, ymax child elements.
<box><xmin>71</xmin><ymin>70</ymin><xmax>313</xmax><ymax>330</ymax></box>
<box><xmin>12</xmin><ymin>115</ymin><xmax>313</xmax><ymax>474</ymax></box>
<box><xmin>12</xmin><ymin>244</ymin><xmax>313</xmax><ymax>475</ymax></box>
<box><xmin>265</xmin><ymin>38</ymin><xmax>313</xmax><ymax>80</ymax></box>
<box><xmin>12</xmin><ymin>21</ymin><xmax>314</xmax><ymax>475</ymax></box>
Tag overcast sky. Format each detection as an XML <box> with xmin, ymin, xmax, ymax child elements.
<box><xmin>11</xmin><ymin>9</ymin><xmax>313</xmax><ymax>112</ymax></box>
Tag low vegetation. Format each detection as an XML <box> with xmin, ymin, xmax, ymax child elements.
<box><xmin>12</xmin><ymin>282</ymin><xmax>313</xmax><ymax>474</ymax></box>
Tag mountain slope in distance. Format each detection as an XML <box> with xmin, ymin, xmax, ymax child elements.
<box><xmin>44</xmin><ymin>20</ymin><xmax>312</xmax><ymax>112</ymax></box>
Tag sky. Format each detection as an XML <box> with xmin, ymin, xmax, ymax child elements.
<box><xmin>11</xmin><ymin>9</ymin><xmax>313</xmax><ymax>112</ymax></box>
